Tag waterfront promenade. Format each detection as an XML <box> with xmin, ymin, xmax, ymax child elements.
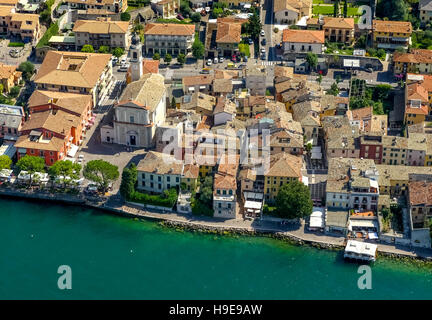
<box><xmin>108</xmin><ymin>202</ymin><xmax>432</xmax><ymax>261</ymax></box>
<box><xmin>0</xmin><ymin>187</ymin><xmax>431</xmax><ymax>261</ymax></box>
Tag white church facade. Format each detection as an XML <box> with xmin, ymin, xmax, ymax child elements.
<box><xmin>100</xmin><ymin>34</ymin><xmax>166</xmax><ymax>148</ymax></box>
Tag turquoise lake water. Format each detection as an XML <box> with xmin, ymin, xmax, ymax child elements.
<box><xmin>0</xmin><ymin>198</ymin><xmax>431</xmax><ymax>299</ymax></box>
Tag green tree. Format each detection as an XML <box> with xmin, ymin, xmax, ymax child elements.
<box><xmin>83</xmin><ymin>160</ymin><xmax>119</xmax><ymax>192</ymax></box>
<box><xmin>305</xmin><ymin>142</ymin><xmax>313</xmax><ymax>155</ymax></box>
<box><xmin>180</xmin><ymin>0</ymin><xmax>191</xmax><ymax>16</ymax></box>
<box><xmin>327</xmin><ymin>82</ymin><xmax>339</xmax><ymax>96</ymax></box>
<box><xmin>48</xmin><ymin>160</ymin><xmax>81</xmax><ymax>188</ymax></box>
<box><xmin>133</xmin><ymin>23</ymin><xmax>144</xmax><ymax>33</ymax></box>
<box><xmin>247</xmin><ymin>12</ymin><xmax>262</xmax><ymax>40</ymax></box>
<box><xmin>81</xmin><ymin>44</ymin><xmax>95</xmax><ymax>53</ymax></box>
<box><xmin>191</xmin><ymin>12</ymin><xmax>201</xmax><ymax>22</ymax></box>
<box><xmin>343</xmin><ymin>0</ymin><xmax>347</xmax><ymax>17</ymax></box>
<box><xmin>164</xmin><ymin>53</ymin><xmax>172</xmax><ymax>65</ymax></box>
<box><xmin>306</xmin><ymin>52</ymin><xmax>318</xmax><ymax>71</ymax></box>
<box><xmin>120</xmin><ymin>12</ymin><xmax>131</xmax><ymax>21</ymax></box>
<box><xmin>199</xmin><ymin>176</ymin><xmax>213</xmax><ymax>205</ymax></box>
<box><xmin>171</xmin><ymin>96</ymin><xmax>177</xmax><ymax>108</ymax></box>
<box><xmin>120</xmin><ymin>163</ymin><xmax>137</xmax><ymax>199</ymax></box>
<box><xmin>192</xmin><ymin>38</ymin><xmax>205</xmax><ymax>59</ymax></box>
<box><xmin>16</xmin><ymin>155</ymin><xmax>45</xmax><ymax>185</ymax></box>
<box><xmin>98</xmin><ymin>45</ymin><xmax>110</xmax><ymax>53</ymax></box>
<box><xmin>211</xmin><ymin>7</ymin><xmax>223</xmax><ymax>18</ymax></box>
<box><xmin>17</xmin><ymin>61</ymin><xmax>35</xmax><ymax>80</ymax></box>
<box><xmin>112</xmin><ymin>47</ymin><xmax>125</xmax><ymax>58</ymax></box>
<box><xmin>376</xmin><ymin>0</ymin><xmax>408</xmax><ymax>21</ymax></box>
<box><xmin>177</xmin><ymin>53</ymin><xmax>186</xmax><ymax>65</ymax></box>
<box><xmin>333</xmin><ymin>0</ymin><xmax>339</xmax><ymax>17</ymax></box>
<box><xmin>9</xmin><ymin>86</ymin><xmax>20</xmax><ymax>98</ymax></box>
<box><xmin>275</xmin><ymin>180</ymin><xmax>313</xmax><ymax>219</ymax></box>
<box><xmin>0</xmin><ymin>83</ymin><xmax>3</xmax><ymax>93</ymax></box>
<box><xmin>316</xmin><ymin>74</ymin><xmax>322</xmax><ymax>84</ymax></box>
<box><xmin>153</xmin><ymin>52</ymin><xmax>161</xmax><ymax>61</ymax></box>
<box><xmin>0</xmin><ymin>155</ymin><xmax>11</xmax><ymax>170</ymax></box>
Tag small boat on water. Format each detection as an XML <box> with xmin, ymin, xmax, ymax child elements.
<box><xmin>344</xmin><ymin>240</ymin><xmax>377</xmax><ymax>263</ymax></box>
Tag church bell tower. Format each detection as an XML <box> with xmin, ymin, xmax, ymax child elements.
<box><xmin>130</xmin><ymin>32</ymin><xmax>143</xmax><ymax>82</ymax></box>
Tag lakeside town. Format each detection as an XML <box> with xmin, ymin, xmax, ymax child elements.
<box><xmin>0</xmin><ymin>0</ymin><xmax>431</xmax><ymax>262</ymax></box>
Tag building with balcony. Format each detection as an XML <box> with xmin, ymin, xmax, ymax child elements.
<box><xmin>144</xmin><ymin>23</ymin><xmax>195</xmax><ymax>56</ymax></box>
<box><xmin>27</xmin><ymin>89</ymin><xmax>94</xmax><ymax>143</ymax></box>
<box><xmin>393</xmin><ymin>49</ymin><xmax>432</xmax><ymax>75</ymax></box>
<box><xmin>0</xmin><ymin>104</ymin><xmax>23</xmax><ymax>143</ymax></box>
<box><xmin>34</xmin><ymin>51</ymin><xmax>113</xmax><ymax>106</ymax></box>
<box><xmin>372</xmin><ymin>20</ymin><xmax>412</xmax><ymax>50</ymax></box>
<box><xmin>215</xmin><ymin>20</ymin><xmax>241</xmax><ymax>58</ymax></box>
<box><xmin>73</xmin><ymin>18</ymin><xmax>129</xmax><ymax>50</ymax></box>
<box><xmin>282</xmin><ymin>29</ymin><xmax>324</xmax><ymax>55</ymax></box>
<box><xmin>0</xmin><ymin>62</ymin><xmax>21</xmax><ymax>93</ymax></box>
<box><xmin>151</xmin><ymin>0</ymin><xmax>179</xmax><ymax>19</ymax></box>
<box><xmin>420</xmin><ymin>0</ymin><xmax>432</xmax><ymax>26</ymax></box>
<box><xmin>323</xmin><ymin>17</ymin><xmax>354</xmax><ymax>44</ymax></box>
<box><xmin>273</xmin><ymin>0</ymin><xmax>312</xmax><ymax>25</ymax></box>
<box><xmin>404</xmin><ymin>81</ymin><xmax>429</xmax><ymax>125</ymax></box>
<box><xmin>15</xmin><ymin>108</ymin><xmax>83</xmax><ymax>166</ymax></box>
<box><xmin>263</xmin><ymin>152</ymin><xmax>302</xmax><ymax>201</ymax></box>
<box><xmin>136</xmin><ymin>151</ymin><xmax>184</xmax><ymax>193</ymax></box>
<box><xmin>66</xmin><ymin>0</ymin><xmax>127</xmax><ymax>13</ymax></box>
<box><xmin>0</xmin><ymin>6</ymin><xmax>41</xmax><ymax>44</ymax></box>
<box><xmin>213</xmin><ymin>155</ymin><xmax>239</xmax><ymax>219</ymax></box>
<box><xmin>327</xmin><ymin>158</ymin><xmax>380</xmax><ymax>212</ymax></box>
<box><xmin>407</xmin><ymin>179</ymin><xmax>432</xmax><ymax>248</ymax></box>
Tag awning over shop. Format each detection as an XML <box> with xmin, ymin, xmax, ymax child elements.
<box><xmin>67</xmin><ymin>144</ymin><xmax>79</xmax><ymax>158</ymax></box>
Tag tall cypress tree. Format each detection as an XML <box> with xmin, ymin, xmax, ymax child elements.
<box><xmin>333</xmin><ymin>0</ymin><xmax>339</xmax><ymax>17</ymax></box>
<box><xmin>343</xmin><ymin>0</ymin><xmax>348</xmax><ymax>18</ymax></box>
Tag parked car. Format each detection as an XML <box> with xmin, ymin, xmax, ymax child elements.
<box><xmin>260</xmin><ymin>29</ymin><xmax>265</xmax><ymax>36</ymax></box>
<box><xmin>219</xmin><ymin>57</ymin><xmax>224</xmax><ymax>63</ymax></box>
<box><xmin>85</xmin><ymin>184</ymin><xmax>98</xmax><ymax>195</ymax></box>
<box><xmin>365</xmin><ymin>67</ymin><xmax>374</xmax><ymax>73</ymax></box>
<box><xmin>200</xmin><ymin>9</ymin><xmax>206</xmax><ymax>16</ymax></box>
<box><xmin>248</xmin><ymin>38</ymin><xmax>253</xmax><ymax>45</ymax></box>
<box><xmin>244</xmin><ymin>56</ymin><xmax>248</xmax><ymax>62</ymax></box>
<box><xmin>177</xmin><ymin>14</ymin><xmax>184</xmax><ymax>20</ymax></box>
<box><xmin>207</xmin><ymin>59</ymin><xmax>212</xmax><ymax>66</ymax></box>
<box><xmin>261</xmin><ymin>48</ymin><xmax>266</xmax><ymax>54</ymax></box>
<box><xmin>214</xmin><ymin>57</ymin><xmax>218</xmax><ymax>64</ymax></box>
<box><xmin>111</xmin><ymin>57</ymin><xmax>118</xmax><ymax>66</ymax></box>
<box><xmin>261</xmin><ymin>38</ymin><xmax>266</xmax><ymax>45</ymax></box>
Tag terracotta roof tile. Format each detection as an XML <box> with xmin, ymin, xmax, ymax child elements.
<box><xmin>282</xmin><ymin>29</ymin><xmax>324</xmax><ymax>43</ymax></box>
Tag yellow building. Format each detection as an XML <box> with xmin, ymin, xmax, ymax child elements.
<box><xmin>0</xmin><ymin>62</ymin><xmax>21</xmax><ymax>93</ymax></box>
<box><xmin>323</xmin><ymin>17</ymin><xmax>355</xmax><ymax>44</ymax></box>
<box><xmin>405</xmin><ymin>74</ymin><xmax>432</xmax><ymax>125</ymax></box>
<box><xmin>376</xmin><ymin>164</ymin><xmax>432</xmax><ymax>196</ymax></box>
<box><xmin>264</xmin><ymin>152</ymin><xmax>302</xmax><ymax>201</ymax></box>
<box><xmin>181</xmin><ymin>164</ymin><xmax>199</xmax><ymax>192</ymax></box>
<box><xmin>393</xmin><ymin>49</ymin><xmax>432</xmax><ymax>75</ymax></box>
<box><xmin>372</xmin><ymin>20</ymin><xmax>412</xmax><ymax>50</ymax></box>
<box><xmin>381</xmin><ymin>136</ymin><xmax>408</xmax><ymax>165</ymax></box>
